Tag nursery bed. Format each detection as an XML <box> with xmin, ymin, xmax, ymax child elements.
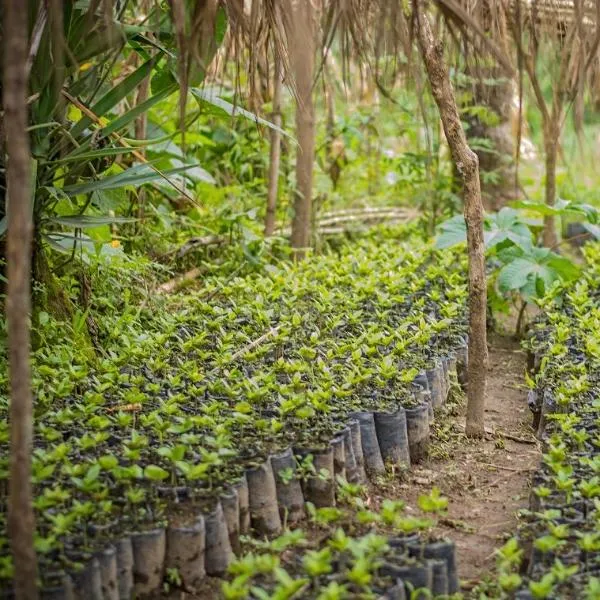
<box><xmin>501</xmin><ymin>243</ymin><xmax>600</xmax><ymax>598</ymax></box>
<box><xmin>0</xmin><ymin>226</ymin><xmax>470</xmax><ymax>598</ymax></box>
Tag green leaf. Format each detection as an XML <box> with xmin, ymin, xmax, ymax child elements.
<box><xmin>127</xmin><ymin>465</ymin><xmax>144</xmax><ymax>479</ymax></box>
<box><xmin>497</xmin><ymin>258</ymin><xmax>535</xmax><ymax>293</ymax></box>
<box><xmin>512</xmin><ymin>199</ymin><xmax>561</xmax><ymax>216</ymax></box>
<box><xmin>169</xmin><ymin>159</ymin><xmax>215</xmax><ymax>184</ymax></box>
<box><xmin>98</xmin><ymin>455</ymin><xmax>118</xmax><ymax>470</ymax></box>
<box><xmin>417</xmin><ymin>487</ymin><xmax>448</xmax><ymax>513</ymax></box>
<box><xmin>42</xmin><ymin>232</ymin><xmax>97</xmax><ymax>256</ymax></box>
<box><xmin>586</xmin><ymin>577</ymin><xmax>600</xmax><ymax>599</ymax></box>
<box><xmin>498</xmin><ymin>572</ymin><xmax>522</xmax><ymax>592</ymax></box>
<box><xmin>512</xmin><ymin>199</ymin><xmax>599</xmax><ymax>223</ymax></box>
<box><xmin>143</xmin><ymin>465</ymin><xmax>169</xmax><ymax>481</ymax></box>
<box><xmin>435</xmin><ymin>215</ymin><xmax>466</xmax><ymax>249</ymax></box>
<box><xmin>191</xmin><ymin>87</ymin><xmax>295</xmax><ymax>141</ymax></box>
<box><xmin>151</xmin><ymin>67</ymin><xmax>178</xmax><ymax>96</ymax></box>
<box><xmin>485</xmin><ymin>207</ymin><xmax>532</xmax><ymax>250</ymax></box>
<box><xmin>101</xmin><ymin>86</ymin><xmax>175</xmax><ymax>137</ymax></box>
<box><xmin>497</xmin><ymin>246</ymin><xmax>578</xmax><ymax>300</ymax></box>
<box><xmin>49</xmin><ymin>215</ymin><xmax>136</xmax><ymax>228</ymax></box>
<box><xmin>546</xmin><ymin>254</ymin><xmax>579</xmax><ymax>280</ymax></box>
<box><xmin>171</xmin><ymin>445</ymin><xmax>186</xmax><ymax>461</ymax></box>
<box><xmin>52</xmin><ymin>147</ymin><xmax>136</xmax><ymax>164</ymax></box>
<box><xmin>529</xmin><ymin>572</ymin><xmax>555</xmax><ymax>599</ymax></box>
<box><xmin>583</xmin><ymin>222</ymin><xmax>600</xmax><ymax>240</ymax></box>
<box><xmin>63</xmin><ymin>163</ymin><xmax>196</xmax><ymax>195</ymax></box>
<box><xmin>71</xmin><ymin>56</ymin><xmax>163</xmax><ymax>138</ymax></box>
<box><xmin>85</xmin><ymin>464</ymin><xmax>101</xmax><ymax>482</ymax></box>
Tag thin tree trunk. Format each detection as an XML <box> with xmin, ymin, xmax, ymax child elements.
<box><xmin>469</xmin><ymin>0</ymin><xmax>516</xmax><ymax>210</ymax></box>
<box><xmin>542</xmin><ymin>123</ymin><xmax>559</xmax><ymax>247</ymax></box>
<box><xmin>134</xmin><ymin>76</ymin><xmax>150</xmax><ymax>222</ymax></box>
<box><xmin>289</xmin><ymin>0</ymin><xmax>316</xmax><ymax>258</ymax></box>
<box><xmin>134</xmin><ymin>0</ymin><xmax>151</xmax><ymax>225</ymax></box>
<box><xmin>264</xmin><ymin>53</ymin><xmax>283</xmax><ymax>236</ymax></box>
<box><xmin>4</xmin><ymin>0</ymin><xmax>39</xmax><ymax>597</ymax></box>
<box><xmin>415</xmin><ymin>3</ymin><xmax>488</xmax><ymax>438</ymax></box>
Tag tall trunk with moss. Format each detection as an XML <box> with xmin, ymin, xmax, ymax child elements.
<box><xmin>289</xmin><ymin>0</ymin><xmax>316</xmax><ymax>258</ymax></box>
<box><xmin>4</xmin><ymin>0</ymin><xmax>39</xmax><ymax>597</ymax></box>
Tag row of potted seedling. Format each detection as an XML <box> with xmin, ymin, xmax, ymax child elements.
<box><xmin>222</xmin><ymin>526</ymin><xmax>459</xmax><ymax>599</ymax></box>
<box><xmin>499</xmin><ymin>248</ymin><xmax>600</xmax><ymax>598</ymax></box>
<box><xmin>13</xmin><ymin>338</ymin><xmax>466</xmax><ymax>599</ymax></box>
<box><xmin>0</xmin><ymin>230</ymin><xmax>470</xmax><ymax>595</ymax></box>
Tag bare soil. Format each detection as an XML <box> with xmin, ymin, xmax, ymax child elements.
<box><xmin>371</xmin><ymin>333</ymin><xmax>540</xmax><ymax>592</ymax></box>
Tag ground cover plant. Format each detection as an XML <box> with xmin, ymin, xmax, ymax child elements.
<box><xmin>0</xmin><ymin>225</ymin><xmax>469</xmax><ymax>597</ymax></box>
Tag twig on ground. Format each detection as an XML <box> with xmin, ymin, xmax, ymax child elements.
<box><xmin>439</xmin><ymin>517</ymin><xmax>476</xmax><ymax>533</ymax></box>
<box><xmin>477</xmin><ymin>462</ymin><xmax>533</xmax><ymax>473</ymax></box>
<box><xmin>479</xmin><ymin>520</ymin><xmax>514</xmax><ymax>531</ymax></box>
<box><xmin>156</xmin><ymin>267</ymin><xmax>203</xmax><ymax>294</ymax></box>
<box><xmin>461</xmin><ymin>579</ymin><xmax>481</xmax><ymax>591</ymax></box>
<box><xmin>499</xmin><ymin>431</ymin><xmax>538</xmax><ymax>445</ymax></box>
<box><xmin>228</xmin><ymin>326</ymin><xmax>281</xmax><ymax>363</ymax></box>
<box><xmin>501</xmin><ymin>383</ymin><xmax>525</xmax><ymax>391</ymax></box>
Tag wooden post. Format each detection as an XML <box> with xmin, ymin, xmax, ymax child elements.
<box><xmin>289</xmin><ymin>0</ymin><xmax>316</xmax><ymax>258</ymax></box>
<box><xmin>415</xmin><ymin>2</ymin><xmax>488</xmax><ymax>437</ymax></box>
<box><xmin>542</xmin><ymin>120</ymin><xmax>559</xmax><ymax>247</ymax></box>
<box><xmin>4</xmin><ymin>0</ymin><xmax>39</xmax><ymax>597</ymax></box>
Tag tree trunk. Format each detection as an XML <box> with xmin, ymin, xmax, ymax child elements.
<box><xmin>264</xmin><ymin>53</ymin><xmax>283</xmax><ymax>236</ymax></box>
<box><xmin>134</xmin><ymin>1</ymin><xmax>151</xmax><ymax>225</ymax></box>
<box><xmin>289</xmin><ymin>0</ymin><xmax>316</xmax><ymax>258</ymax></box>
<box><xmin>4</xmin><ymin>0</ymin><xmax>39</xmax><ymax>597</ymax></box>
<box><xmin>542</xmin><ymin>122</ymin><xmax>559</xmax><ymax>247</ymax></box>
<box><xmin>134</xmin><ymin>74</ymin><xmax>150</xmax><ymax>222</ymax></box>
<box><xmin>470</xmin><ymin>74</ymin><xmax>517</xmax><ymax>209</ymax></box>
<box><xmin>466</xmin><ymin>0</ymin><xmax>516</xmax><ymax>209</ymax></box>
<box><xmin>415</xmin><ymin>3</ymin><xmax>488</xmax><ymax>438</ymax></box>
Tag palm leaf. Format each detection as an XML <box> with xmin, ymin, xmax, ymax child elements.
<box><xmin>71</xmin><ymin>55</ymin><xmax>162</xmax><ymax>138</ymax></box>
<box><xmin>191</xmin><ymin>87</ymin><xmax>295</xmax><ymax>141</ymax></box>
<box><xmin>63</xmin><ymin>163</ymin><xmax>198</xmax><ymax>195</ymax></box>
<box><xmin>49</xmin><ymin>215</ymin><xmax>136</xmax><ymax>228</ymax></box>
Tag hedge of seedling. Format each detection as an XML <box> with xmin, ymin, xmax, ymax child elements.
<box><xmin>498</xmin><ymin>243</ymin><xmax>600</xmax><ymax>599</ymax></box>
<box><xmin>0</xmin><ymin>226</ymin><xmax>469</xmax><ymax>598</ymax></box>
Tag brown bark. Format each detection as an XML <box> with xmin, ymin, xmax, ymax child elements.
<box><xmin>468</xmin><ymin>0</ymin><xmax>516</xmax><ymax>209</ymax></box>
<box><xmin>4</xmin><ymin>0</ymin><xmax>39</xmax><ymax>597</ymax></box>
<box><xmin>134</xmin><ymin>1</ymin><xmax>151</xmax><ymax>224</ymax></box>
<box><xmin>134</xmin><ymin>74</ymin><xmax>150</xmax><ymax>222</ymax></box>
<box><xmin>264</xmin><ymin>53</ymin><xmax>283</xmax><ymax>237</ymax></box>
<box><xmin>542</xmin><ymin>122</ymin><xmax>559</xmax><ymax>247</ymax></box>
<box><xmin>469</xmin><ymin>74</ymin><xmax>517</xmax><ymax>209</ymax></box>
<box><xmin>415</xmin><ymin>3</ymin><xmax>488</xmax><ymax>438</ymax></box>
<box><xmin>288</xmin><ymin>0</ymin><xmax>316</xmax><ymax>258</ymax></box>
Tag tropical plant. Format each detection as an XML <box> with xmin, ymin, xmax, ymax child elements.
<box><xmin>436</xmin><ymin>202</ymin><xmax>594</xmax><ymax>333</ymax></box>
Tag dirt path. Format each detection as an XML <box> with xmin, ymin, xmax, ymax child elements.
<box><xmin>378</xmin><ymin>334</ymin><xmax>541</xmax><ymax>591</ymax></box>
